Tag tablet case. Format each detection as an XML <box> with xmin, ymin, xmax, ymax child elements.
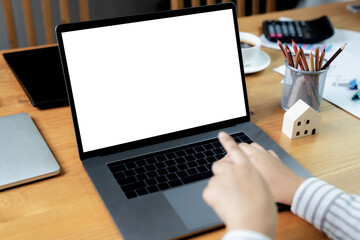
<box><xmin>3</xmin><ymin>46</ymin><xmax>69</xmax><ymax>109</ymax></box>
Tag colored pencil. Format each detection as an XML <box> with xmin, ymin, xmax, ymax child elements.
<box><xmin>284</xmin><ymin>43</ymin><xmax>291</xmax><ymax>65</ymax></box>
<box><xmin>284</xmin><ymin>42</ymin><xmax>289</xmax><ymax>53</ymax></box>
<box><xmin>299</xmin><ymin>47</ymin><xmax>309</xmax><ymax>71</ymax></box>
<box><xmin>319</xmin><ymin>49</ymin><xmax>325</xmax><ymax>69</ymax></box>
<box><xmin>291</xmin><ymin>39</ymin><xmax>305</xmax><ymax>70</ymax></box>
<box><xmin>286</xmin><ymin>48</ymin><xmax>294</xmax><ymax>67</ymax></box>
<box><xmin>286</xmin><ymin>43</ymin><xmax>295</xmax><ymax>66</ymax></box>
<box><xmin>309</xmin><ymin>51</ymin><xmax>314</xmax><ymax>71</ymax></box>
<box><xmin>306</xmin><ymin>51</ymin><xmax>318</xmax><ymax>108</ymax></box>
<box><xmin>321</xmin><ymin>43</ymin><xmax>347</xmax><ymax>70</ymax></box>
<box><xmin>277</xmin><ymin>40</ymin><xmax>286</xmax><ymax>58</ymax></box>
<box><xmin>294</xmin><ymin>50</ymin><xmax>301</xmax><ymax>69</ymax></box>
<box><xmin>315</xmin><ymin>47</ymin><xmax>319</xmax><ymax>71</ymax></box>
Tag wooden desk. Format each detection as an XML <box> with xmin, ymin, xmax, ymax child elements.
<box><xmin>1</xmin><ymin>2</ymin><xmax>359</xmax><ymax>239</ymax></box>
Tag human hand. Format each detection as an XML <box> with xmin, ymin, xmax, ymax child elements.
<box><xmin>202</xmin><ymin>132</ymin><xmax>277</xmax><ymax>238</ymax></box>
<box><xmin>234</xmin><ymin>142</ymin><xmax>305</xmax><ymax>205</ymax></box>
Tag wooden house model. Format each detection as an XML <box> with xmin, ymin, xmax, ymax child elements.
<box><xmin>282</xmin><ymin>99</ymin><xmax>321</xmax><ymax>139</ymax></box>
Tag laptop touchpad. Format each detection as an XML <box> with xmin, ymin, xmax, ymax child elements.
<box><xmin>163</xmin><ymin>180</ymin><xmax>221</xmax><ymax>230</ymax></box>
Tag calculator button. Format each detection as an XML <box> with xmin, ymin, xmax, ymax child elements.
<box><xmin>294</xmin><ymin>22</ymin><xmax>303</xmax><ymax>38</ymax></box>
<box><xmin>275</xmin><ymin>24</ymin><xmax>282</xmax><ymax>38</ymax></box>
<box><xmin>296</xmin><ymin>29</ymin><xmax>303</xmax><ymax>37</ymax></box>
<box><xmin>281</xmin><ymin>23</ymin><xmax>289</xmax><ymax>37</ymax></box>
<box><xmin>268</xmin><ymin>23</ymin><xmax>276</xmax><ymax>38</ymax></box>
<box><xmin>288</xmin><ymin>23</ymin><xmax>296</xmax><ymax>37</ymax></box>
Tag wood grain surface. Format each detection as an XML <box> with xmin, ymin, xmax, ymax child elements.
<box><xmin>1</xmin><ymin>2</ymin><xmax>359</xmax><ymax>239</ymax></box>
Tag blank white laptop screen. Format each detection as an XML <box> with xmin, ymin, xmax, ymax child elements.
<box><xmin>62</xmin><ymin>9</ymin><xmax>246</xmax><ymax>153</ymax></box>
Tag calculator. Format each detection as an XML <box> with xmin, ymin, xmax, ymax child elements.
<box><xmin>263</xmin><ymin>16</ymin><xmax>334</xmax><ymax>43</ymax></box>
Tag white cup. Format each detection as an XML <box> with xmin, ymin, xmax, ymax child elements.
<box><xmin>239</xmin><ymin>32</ymin><xmax>261</xmax><ymax>66</ymax></box>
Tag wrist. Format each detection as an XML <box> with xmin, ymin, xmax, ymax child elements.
<box><xmin>283</xmin><ymin>176</ymin><xmax>306</xmax><ymax>205</ymax></box>
<box><xmin>225</xmin><ymin>203</ymin><xmax>277</xmax><ymax>238</ymax></box>
<box><xmin>223</xmin><ymin>229</ymin><xmax>272</xmax><ymax>240</ymax></box>
<box><xmin>226</xmin><ymin>221</ymin><xmax>275</xmax><ymax>239</ymax></box>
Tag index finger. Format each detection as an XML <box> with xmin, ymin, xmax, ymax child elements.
<box><xmin>218</xmin><ymin>131</ymin><xmax>248</xmax><ymax>165</ymax></box>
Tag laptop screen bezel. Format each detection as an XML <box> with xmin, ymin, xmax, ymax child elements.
<box><xmin>56</xmin><ymin>3</ymin><xmax>250</xmax><ymax>160</ymax></box>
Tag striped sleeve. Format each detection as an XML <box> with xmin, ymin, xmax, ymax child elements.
<box><xmin>291</xmin><ymin>177</ymin><xmax>360</xmax><ymax>240</ymax></box>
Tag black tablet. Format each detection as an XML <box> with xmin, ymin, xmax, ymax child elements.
<box><xmin>3</xmin><ymin>46</ymin><xmax>68</xmax><ymax>109</ymax></box>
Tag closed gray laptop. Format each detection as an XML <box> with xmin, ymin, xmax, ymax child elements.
<box><xmin>0</xmin><ymin>113</ymin><xmax>60</xmax><ymax>190</ymax></box>
<box><xmin>56</xmin><ymin>3</ymin><xmax>312</xmax><ymax>239</ymax></box>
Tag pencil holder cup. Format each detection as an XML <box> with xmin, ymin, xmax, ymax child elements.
<box><xmin>281</xmin><ymin>60</ymin><xmax>329</xmax><ymax>112</ymax></box>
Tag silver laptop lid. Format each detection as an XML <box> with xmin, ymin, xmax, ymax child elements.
<box><xmin>56</xmin><ymin>3</ymin><xmax>249</xmax><ymax>160</ymax></box>
<box><xmin>0</xmin><ymin>113</ymin><xmax>60</xmax><ymax>190</ymax></box>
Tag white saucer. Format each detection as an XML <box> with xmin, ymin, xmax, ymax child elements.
<box><xmin>244</xmin><ymin>51</ymin><xmax>271</xmax><ymax>74</ymax></box>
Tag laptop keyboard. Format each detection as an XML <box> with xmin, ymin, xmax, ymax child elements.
<box><xmin>107</xmin><ymin>132</ymin><xmax>253</xmax><ymax>199</ymax></box>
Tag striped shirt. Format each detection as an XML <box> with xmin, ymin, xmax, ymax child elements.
<box><xmin>223</xmin><ymin>177</ymin><xmax>360</xmax><ymax>240</ymax></box>
<box><xmin>292</xmin><ymin>177</ymin><xmax>360</xmax><ymax>240</ymax></box>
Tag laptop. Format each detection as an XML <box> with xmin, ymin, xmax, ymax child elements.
<box><xmin>56</xmin><ymin>3</ymin><xmax>312</xmax><ymax>239</ymax></box>
<box><xmin>0</xmin><ymin>113</ymin><xmax>60</xmax><ymax>190</ymax></box>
